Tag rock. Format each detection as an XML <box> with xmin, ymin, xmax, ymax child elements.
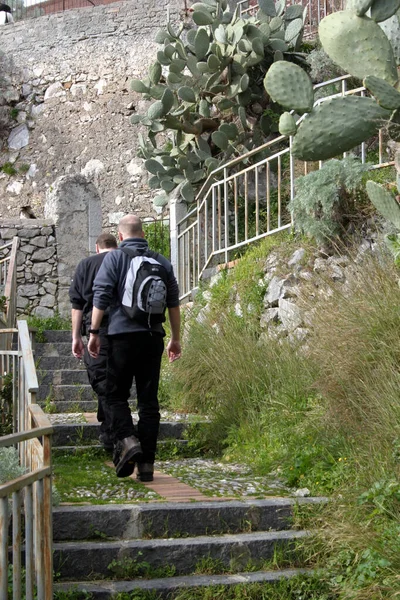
<box><xmin>32</xmin><ymin>263</ymin><xmax>53</xmax><ymax>277</ymax></box>
<box><xmin>293</xmin><ymin>488</ymin><xmax>310</xmax><ymax>497</ymax></box>
<box><xmin>81</xmin><ymin>160</ymin><xmax>105</xmax><ymax>179</ymax></box>
<box><xmin>288</xmin><ymin>248</ymin><xmax>306</xmax><ymax>267</ymax></box>
<box><xmin>30</xmin><ymin>236</ymin><xmax>47</xmax><ymax>248</ymax></box>
<box><xmin>44</xmin><ymin>82</ymin><xmax>66</xmax><ymax>101</ymax></box>
<box><xmin>19</xmin><ymin>284</ymin><xmax>39</xmax><ymax>297</ymax></box>
<box><xmin>260</xmin><ymin>308</ymin><xmax>279</xmax><ymax>328</ymax></box>
<box><xmin>31</xmin><ymin>247</ymin><xmax>56</xmax><ymax>262</ymax></box>
<box><xmin>1</xmin><ymin>228</ymin><xmax>18</xmax><ymax>240</ymax></box>
<box><xmin>39</xmin><ymin>294</ymin><xmax>56</xmax><ymax>308</ymax></box>
<box><xmin>278</xmin><ymin>298</ymin><xmax>303</xmax><ymax>331</ymax></box>
<box><xmin>8</xmin><ymin>124</ymin><xmax>30</xmax><ymax>151</ymax></box>
<box><xmin>32</xmin><ymin>306</ymin><xmax>54</xmax><ymax>318</ymax></box>
<box><xmin>264</xmin><ymin>276</ymin><xmax>285</xmax><ymax>307</ymax></box>
<box><xmin>6</xmin><ymin>181</ymin><xmax>24</xmax><ymax>195</ymax></box>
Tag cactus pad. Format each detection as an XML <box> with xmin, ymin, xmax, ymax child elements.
<box><xmin>370</xmin><ymin>0</ymin><xmax>400</xmax><ymax>22</ymax></box>
<box><xmin>279</xmin><ymin>112</ymin><xmax>297</xmax><ymax>136</ymax></box>
<box><xmin>364</xmin><ymin>75</ymin><xmax>400</xmax><ymax>109</ymax></box>
<box><xmin>366</xmin><ymin>181</ymin><xmax>400</xmax><ymax>228</ymax></box>
<box><xmin>319</xmin><ymin>11</ymin><xmax>398</xmax><ymax>84</ymax></box>
<box><xmin>264</xmin><ymin>61</ymin><xmax>314</xmax><ymax>114</ymax></box>
<box><xmin>379</xmin><ymin>13</ymin><xmax>400</xmax><ymax>65</ymax></box>
<box><xmin>345</xmin><ymin>0</ymin><xmax>374</xmax><ymax>16</ymax></box>
<box><xmin>291</xmin><ymin>96</ymin><xmax>390</xmax><ymax>161</ymax></box>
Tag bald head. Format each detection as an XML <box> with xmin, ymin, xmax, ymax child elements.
<box><xmin>118</xmin><ymin>215</ymin><xmax>144</xmax><ymax>240</ymax></box>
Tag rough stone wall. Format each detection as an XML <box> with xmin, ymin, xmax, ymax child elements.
<box><xmin>0</xmin><ymin>0</ymin><xmax>184</xmax><ymax>226</ymax></box>
<box><xmin>0</xmin><ymin>220</ymin><xmax>58</xmax><ymax>317</ymax></box>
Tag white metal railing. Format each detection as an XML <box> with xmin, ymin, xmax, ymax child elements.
<box><xmin>0</xmin><ymin>320</ymin><xmax>53</xmax><ymax>595</ymax></box>
<box><xmin>176</xmin><ymin>74</ymin><xmax>393</xmax><ymax>300</ymax></box>
<box><xmin>237</xmin><ymin>0</ymin><xmax>345</xmax><ymax>38</ymax></box>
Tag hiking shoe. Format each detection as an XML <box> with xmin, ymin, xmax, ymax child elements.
<box><xmin>137</xmin><ymin>462</ymin><xmax>154</xmax><ymax>482</ymax></box>
<box><xmin>99</xmin><ymin>432</ymin><xmax>114</xmax><ymax>452</ymax></box>
<box><xmin>114</xmin><ymin>436</ymin><xmax>143</xmax><ymax>478</ymax></box>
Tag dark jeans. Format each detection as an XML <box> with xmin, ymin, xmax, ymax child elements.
<box><xmin>106</xmin><ymin>332</ymin><xmax>164</xmax><ymax>463</ymax></box>
<box><xmin>83</xmin><ymin>326</ymin><xmax>112</xmax><ymax>436</ymax></box>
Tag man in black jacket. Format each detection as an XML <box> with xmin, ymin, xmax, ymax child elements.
<box><xmin>69</xmin><ymin>232</ymin><xmax>118</xmax><ymax>451</ymax></box>
<box><xmin>87</xmin><ymin>215</ymin><xmax>181</xmax><ymax>481</ymax></box>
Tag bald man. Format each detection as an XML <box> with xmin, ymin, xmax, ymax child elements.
<box><xmin>88</xmin><ymin>215</ymin><xmax>181</xmax><ymax>481</ymax></box>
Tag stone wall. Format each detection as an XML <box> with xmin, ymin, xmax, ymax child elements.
<box><xmin>0</xmin><ymin>0</ymin><xmax>185</xmax><ymax>226</ymax></box>
<box><xmin>0</xmin><ymin>219</ymin><xmax>58</xmax><ymax>317</ymax></box>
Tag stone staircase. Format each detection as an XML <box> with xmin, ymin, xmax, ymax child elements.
<box><xmin>33</xmin><ymin>330</ymin><xmax>320</xmax><ymax>599</ymax></box>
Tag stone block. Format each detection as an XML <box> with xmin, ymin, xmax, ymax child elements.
<box><xmin>19</xmin><ymin>284</ymin><xmax>39</xmax><ymax>297</ymax></box>
<box><xmin>31</xmin><ymin>247</ymin><xmax>56</xmax><ymax>262</ymax></box>
<box><xmin>30</xmin><ymin>236</ymin><xmax>47</xmax><ymax>247</ymax></box>
<box><xmin>32</xmin><ymin>263</ymin><xmax>53</xmax><ymax>277</ymax></box>
<box><xmin>39</xmin><ymin>294</ymin><xmax>56</xmax><ymax>308</ymax></box>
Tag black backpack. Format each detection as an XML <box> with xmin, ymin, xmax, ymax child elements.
<box><xmin>120</xmin><ymin>247</ymin><xmax>168</xmax><ymax>327</ymax></box>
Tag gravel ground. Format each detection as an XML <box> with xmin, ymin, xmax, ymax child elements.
<box><xmin>49</xmin><ymin>411</ymin><xmax>207</xmax><ymax>425</ymax></box>
<box><xmin>49</xmin><ymin>413</ymin><xmax>87</xmax><ymax>424</ymax></box>
<box><xmin>157</xmin><ymin>458</ymin><xmax>292</xmax><ymax>498</ymax></box>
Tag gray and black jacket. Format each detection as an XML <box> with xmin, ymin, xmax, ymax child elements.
<box><xmin>92</xmin><ymin>238</ymin><xmax>179</xmax><ymax>336</ymax></box>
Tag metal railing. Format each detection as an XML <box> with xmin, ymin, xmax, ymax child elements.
<box><xmin>0</xmin><ymin>321</ymin><xmax>53</xmax><ymax>600</ymax></box>
<box><xmin>176</xmin><ymin>74</ymin><xmax>393</xmax><ymax>300</ymax></box>
<box><xmin>6</xmin><ymin>0</ymin><xmax>120</xmax><ymax>21</ymax></box>
<box><xmin>237</xmin><ymin>0</ymin><xmax>344</xmax><ymax>37</ymax></box>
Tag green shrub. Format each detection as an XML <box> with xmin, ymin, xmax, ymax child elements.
<box><xmin>1</xmin><ymin>162</ymin><xmax>17</xmax><ymax>176</ymax></box>
<box><xmin>26</xmin><ymin>313</ymin><xmax>71</xmax><ymax>342</ymax></box>
<box><xmin>0</xmin><ymin>447</ymin><xmax>25</xmax><ymax>483</ymax></box>
<box><xmin>290</xmin><ymin>155</ymin><xmax>371</xmax><ymax>244</ymax></box>
<box><xmin>0</xmin><ymin>372</ymin><xmax>13</xmax><ymax>436</ymax></box>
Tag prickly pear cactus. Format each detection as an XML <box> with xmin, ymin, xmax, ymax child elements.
<box><xmin>263</xmin><ymin>0</ymin><xmax>400</xmax><ymax>163</ymax></box>
<box><xmin>130</xmin><ymin>0</ymin><xmax>307</xmax><ymax>209</ymax></box>
<box><xmin>366</xmin><ymin>180</ymin><xmax>400</xmax><ymax>228</ymax></box>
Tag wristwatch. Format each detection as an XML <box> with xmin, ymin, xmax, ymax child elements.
<box><xmin>88</xmin><ymin>328</ymin><xmax>100</xmax><ymax>335</ymax></box>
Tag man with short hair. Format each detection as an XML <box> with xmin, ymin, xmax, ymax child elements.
<box><xmin>88</xmin><ymin>215</ymin><xmax>181</xmax><ymax>481</ymax></box>
<box><xmin>69</xmin><ymin>232</ymin><xmax>118</xmax><ymax>451</ymax></box>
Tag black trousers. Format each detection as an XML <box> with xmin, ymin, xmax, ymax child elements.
<box><xmin>83</xmin><ymin>326</ymin><xmax>112</xmax><ymax>435</ymax></box>
<box><xmin>106</xmin><ymin>332</ymin><xmax>164</xmax><ymax>463</ymax></box>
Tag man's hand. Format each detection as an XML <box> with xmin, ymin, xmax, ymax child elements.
<box><xmin>167</xmin><ymin>339</ymin><xmax>181</xmax><ymax>363</ymax></box>
<box><xmin>72</xmin><ymin>337</ymin><xmax>84</xmax><ymax>359</ymax></box>
<box><xmin>88</xmin><ymin>334</ymin><xmax>101</xmax><ymax>359</ymax></box>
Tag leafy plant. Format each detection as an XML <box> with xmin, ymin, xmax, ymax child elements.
<box><xmin>0</xmin><ymin>372</ymin><xmax>13</xmax><ymax>436</ymax></box>
<box><xmin>1</xmin><ymin>162</ymin><xmax>17</xmax><ymax>176</ymax></box>
<box><xmin>0</xmin><ymin>446</ymin><xmax>25</xmax><ymax>484</ymax></box>
<box><xmin>26</xmin><ymin>313</ymin><xmax>71</xmax><ymax>343</ymax></box>
<box><xmin>131</xmin><ymin>0</ymin><xmax>307</xmax><ymax>209</ymax></box>
<box><xmin>107</xmin><ymin>554</ymin><xmax>176</xmax><ymax>579</ymax></box>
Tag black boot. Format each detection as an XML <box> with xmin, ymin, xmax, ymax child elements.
<box><xmin>114</xmin><ymin>435</ymin><xmax>143</xmax><ymax>478</ymax></box>
<box><xmin>137</xmin><ymin>462</ymin><xmax>154</xmax><ymax>482</ymax></box>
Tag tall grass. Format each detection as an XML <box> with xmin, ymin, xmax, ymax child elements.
<box><xmin>170</xmin><ymin>238</ymin><xmax>400</xmax><ymax>598</ymax></box>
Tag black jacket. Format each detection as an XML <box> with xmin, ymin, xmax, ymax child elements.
<box><xmin>69</xmin><ymin>253</ymin><xmax>111</xmax><ymax>331</ymax></box>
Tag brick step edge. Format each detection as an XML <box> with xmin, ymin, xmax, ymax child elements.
<box><xmin>53</xmin><ymin>568</ymin><xmax>312</xmax><ymax>599</ymax></box>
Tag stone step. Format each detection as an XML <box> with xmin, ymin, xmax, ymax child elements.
<box><xmin>53</xmin><ymin>530</ymin><xmax>308</xmax><ymax>580</ymax></box>
<box><xmin>39</xmin><ymin>369</ymin><xmax>89</xmax><ymax>385</ymax></box>
<box><xmin>40</xmin><ymin>400</ymin><xmax>100</xmax><ymax>413</ymax></box>
<box><xmin>53</xmin><ymin>498</ymin><xmax>316</xmax><ymax>541</ymax></box>
<box><xmin>53</xmin><ymin>567</ymin><xmax>311</xmax><ymax>599</ymax></box>
<box><xmin>40</xmin><ymin>330</ymin><xmax>72</xmax><ymax>343</ymax></box>
<box><xmin>38</xmin><ymin>384</ymin><xmax>95</xmax><ymax>402</ymax></box>
<box><xmin>36</xmin><ymin>356</ymin><xmax>85</xmax><ymax>371</ymax></box>
<box><xmin>52</xmin><ymin>421</ymin><xmax>187</xmax><ymax>447</ymax></box>
<box><xmin>34</xmin><ymin>342</ymin><xmax>76</xmax><ymax>357</ymax></box>
<box><xmin>52</xmin><ymin>439</ymin><xmax>188</xmax><ymax>457</ymax></box>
